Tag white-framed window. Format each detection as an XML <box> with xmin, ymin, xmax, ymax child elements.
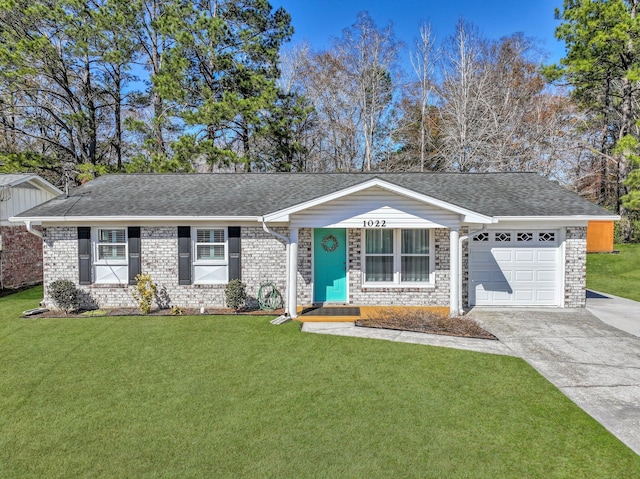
<box><xmin>193</xmin><ymin>227</ymin><xmax>228</xmax><ymax>284</ymax></box>
<box><xmin>363</xmin><ymin>229</ymin><xmax>433</xmax><ymax>285</ymax></box>
<box><xmin>93</xmin><ymin>227</ymin><xmax>128</xmax><ymax>284</ymax></box>
<box><xmin>364</xmin><ymin>229</ymin><xmax>394</xmax><ymax>282</ymax></box>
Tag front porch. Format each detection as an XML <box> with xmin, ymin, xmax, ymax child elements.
<box><xmin>296</xmin><ymin>305</ymin><xmax>451</xmax><ymax>322</ymax></box>
<box><xmin>280</xmin><ymin>225</ymin><xmax>464</xmax><ymax>319</ymax></box>
<box><xmin>260</xmin><ymin>179</ymin><xmax>493</xmax><ymax>319</ymax></box>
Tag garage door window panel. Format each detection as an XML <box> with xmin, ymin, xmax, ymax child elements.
<box><xmin>473</xmin><ymin>232</ymin><xmax>489</xmax><ymax>242</ymax></box>
<box><xmin>495</xmin><ymin>232</ymin><xmax>511</xmax><ymax>242</ymax></box>
<box><xmin>517</xmin><ymin>232</ymin><xmax>533</xmax><ymax>242</ymax></box>
<box><xmin>539</xmin><ymin>232</ymin><xmax>556</xmax><ymax>243</ymax></box>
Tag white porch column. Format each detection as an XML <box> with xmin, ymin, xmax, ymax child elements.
<box><xmin>449</xmin><ymin>227</ymin><xmax>460</xmax><ymax>316</ymax></box>
<box><xmin>289</xmin><ymin>227</ymin><xmax>299</xmax><ymax>318</ymax></box>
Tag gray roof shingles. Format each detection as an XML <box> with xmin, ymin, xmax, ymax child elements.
<box><xmin>15</xmin><ymin>172</ymin><xmax>613</xmax><ymax>219</ymax></box>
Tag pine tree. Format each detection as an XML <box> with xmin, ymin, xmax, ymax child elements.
<box><xmin>547</xmin><ymin>0</ymin><xmax>640</xmax><ymax>229</ymax></box>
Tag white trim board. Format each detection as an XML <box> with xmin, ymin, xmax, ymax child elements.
<box><xmin>263</xmin><ymin>178</ymin><xmax>495</xmax><ymax>224</ymax></box>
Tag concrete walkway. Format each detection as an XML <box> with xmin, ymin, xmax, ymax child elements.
<box><xmin>301</xmin><ymin>321</ymin><xmax>512</xmax><ymax>356</ymax></box>
<box><xmin>303</xmin><ymin>306</ymin><xmax>640</xmax><ymax>455</ymax></box>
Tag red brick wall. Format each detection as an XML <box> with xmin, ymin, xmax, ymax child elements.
<box><xmin>0</xmin><ymin>225</ymin><xmax>43</xmax><ymax>289</ymax></box>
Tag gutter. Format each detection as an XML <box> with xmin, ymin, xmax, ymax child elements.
<box><xmin>493</xmin><ymin>215</ymin><xmax>621</xmax><ymax>222</ymax></box>
<box><xmin>260</xmin><ymin>217</ymin><xmax>292</xmax><ymax>320</ymax></box>
<box><xmin>11</xmin><ymin>215</ymin><xmax>262</xmax><ymax>224</ymax></box>
<box><xmin>24</xmin><ymin>220</ymin><xmax>43</xmax><ymax>239</ymax></box>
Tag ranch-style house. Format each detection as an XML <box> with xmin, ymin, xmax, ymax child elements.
<box><xmin>11</xmin><ymin>172</ymin><xmax>618</xmax><ymax>317</ymax></box>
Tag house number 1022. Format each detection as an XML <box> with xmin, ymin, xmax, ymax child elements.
<box><xmin>363</xmin><ymin>220</ymin><xmax>387</xmax><ymax>227</ymax></box>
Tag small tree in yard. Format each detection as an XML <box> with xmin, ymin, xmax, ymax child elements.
<box><xmin>49</xmin><ymin>280</ymin><xmax>79</xmax><ymax>314</ymax></box>
<box><xmin>131</xmin><ymin>273</ymin><xmax>157</xmax><ymax>314</ymax></box>
<box><xmin>225</xmin><ymin>279</ymin><xmax>247</xmax><ymax>313</ymax></box>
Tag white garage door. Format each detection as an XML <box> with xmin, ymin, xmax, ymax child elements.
<box><xmin>469</xmin><ymin>230</ymin><xmax>561</xmax><ymax>306</ymax></box>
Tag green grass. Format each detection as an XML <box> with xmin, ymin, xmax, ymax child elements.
<box><xmin>1</xmin><ymin>287</ymin><xmax>639</xmax><ymax>478</ymax></box>
<box><xmin>587</xmin><ymin>243</ymin><xmax>640</xmax><ymax>301</ymax></box>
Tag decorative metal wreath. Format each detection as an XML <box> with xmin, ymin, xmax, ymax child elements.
<box><xmin>321</xmin><ymin>234</ymin><xmax>339</xmax><ymax>252</ymax></box>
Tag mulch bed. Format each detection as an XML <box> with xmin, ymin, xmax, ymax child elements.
<box><xmin>26</xmin><ymin>307</ymin><xmax>285</xmax><ymax>319</ymax></box>
<box><xmin>24</xmin><ymin>304</ymin><xmax>495</xmax><ymax>341</ymax></box>
<box><xmin>355</xmin><ymin>311</ymin><xmax>497</xmax><ymax>340</ymax></box>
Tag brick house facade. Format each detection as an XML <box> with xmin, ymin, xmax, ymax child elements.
<box><xmin>0</xmin><ymin>225</ymin><xmax>44</xmax><ymax>289</ymax></box>
<box><xmin>14</xmin><ymin>173</ymin><xmax>614</xmax><ymax>314</ymax></box>
<box><xmin>40</xmin><ymin>224</ymin><xmax>589</xmax><ymax>311</ymax></box>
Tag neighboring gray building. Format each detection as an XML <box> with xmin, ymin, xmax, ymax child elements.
<box><xmin>12</xmin><ymin>173</ymin><xmax>618</xmax><ymax>316</ymax></box>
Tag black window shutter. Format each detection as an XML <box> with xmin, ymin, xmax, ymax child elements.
<box><xmin>228</xmin><ymin>227</ymin><xmax>241</xmax><ymax>281</ymax></box>
<box><xmin>178</xmin><ymin>226</ymin><xmax>192</xmax><ymax>285</ymax></box>
<box><xmin>78</xmin><ymin>227</ymin><xmax>91</xmax><ymax>285</ymax></box>
<box><xmin>128</xmin><ymin>227</ymin><xmax>141</xmax><ymax>285</ymax></box>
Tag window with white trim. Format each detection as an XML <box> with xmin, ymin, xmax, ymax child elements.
<box><xmin>363</xmin><ymin>229</ymin><xmax>433</xmax><ymax>285</ymax></box>
<box><xmin>365</xmin><ymin>229</ymin><xmax>394</xmax><ymax>282</ymax></box>
<box><xmin>94</xmin><ymin>228</ymin><xmax>128</xmax><ymax>284</ymax></box>
<box><xmin>193</xmin><ymin>227</ymin><xmax>228</xmax><ymax>284</ymax></box>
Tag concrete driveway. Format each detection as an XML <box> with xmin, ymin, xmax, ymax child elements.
<box><xmin>470</xmin><ymin>307</ymin><xmax>640</xmax><ymax>456</ymax></box>
<box><xmin>586</xmin><ymin>290</ymin><xmax>640</xmax><ymax>337</ymax></box>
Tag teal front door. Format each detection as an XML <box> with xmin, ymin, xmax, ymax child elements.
<box><xmin>313</xmin><ymin>228</ymin><xmax>347</xmax><ymax>303</ymax></box>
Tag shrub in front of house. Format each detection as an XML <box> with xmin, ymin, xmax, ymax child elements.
<box><xmin>225</xmin><ymin>279</ymin><xmax>247</xmax><ymax>313</ymax></box>
<box><xmin>49</xmin><ymin>280</ymin><xmax>79</xmax><ymax>313</ymax></box>
<box><xmin>131</xmin><ymin>273</ymin><xmax>157</xmax><ymax>314</ymax></box>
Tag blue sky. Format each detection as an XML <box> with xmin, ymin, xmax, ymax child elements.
<box><xmin>272</xmin><ymin>0</ymin><xmax>566</xmax><ymax>65</ymax></box>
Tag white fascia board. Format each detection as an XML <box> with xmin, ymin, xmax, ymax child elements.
<box><xmin>494</xmin><ymin>215</ymin><xmax>620</xmax><ymax>223</ymax></box>
<box><xmin>28</xmin><ymin>177</ymin><xmax>64</xmax><ymax>196</ymax></box>
<box><xmin>2</xmin><ymin>174</ymin><xmax>33</xmax><ymax>188</ymax></box>
<box><xmin>9</xmin><ymin>215</ymin><xmax>261</xmax><ymax>226</ymax></box>
<box><xmin>7</xmin><ymin>175</ymin><xmax>63</xmax><ymax>196</ymax></box>
<box><xmin>263</xmin><ymin>178</ymin><xmax>495</xmax><ymax>224</ymax></box>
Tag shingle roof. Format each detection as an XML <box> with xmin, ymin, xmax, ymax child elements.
<box><xmin>14</xmin><ymin>172</ymin><xmax>613</xmax><ymax>219</ymax></box>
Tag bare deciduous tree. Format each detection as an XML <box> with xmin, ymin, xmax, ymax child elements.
<box><xmin>336</xmin><ymin>12</ymin><xmax>401</xmax><ymax>171</ymax></box>
<box><xmin>437</xmin><ymin>20</ymin><xmax>494</xmax><ymax>171</ymax></box>
<box><xmin>410</xmin><ymin>21</ymin><xmax>438</xmax><ymax>172</ymax></box>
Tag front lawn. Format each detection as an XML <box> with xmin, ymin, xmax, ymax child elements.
<box><xmin>1</xmin><ymin>288</ymin><xmax>638</xmax><ymax>478</ymax></box>
<box><xmin>587</xmin><ymin>243</ymin><xmax>640</xmax><ymax>301</ymax></box>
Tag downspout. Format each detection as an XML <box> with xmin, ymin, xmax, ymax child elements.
<box><xmin>24</xmin><ymin>220</ymin><xmax>43</xmax><ymax>239</ymax></box>
<box><xmin>261</xmin><ymin>217</ymin><xmax>291</xmax><ymax>318</ymax></box>
<box><xmin>458</xmin><ymin>225</ymin><xmax>487</xmax><ymax>316</ymax></box>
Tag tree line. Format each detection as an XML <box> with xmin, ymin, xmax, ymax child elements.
<box><xmin>1</xmin><ymin>1</ymin><xmax>640</xmax><ymax>238</ymax></box>
<box><xmin>0</xmin><ymin>0</ymin><xmax>295</xmax><ymax>178</ymax></box>
<box><xmin>285</xmin><ymin>15</ymin><xmax>578</xmax><ymax>180</ymax></box>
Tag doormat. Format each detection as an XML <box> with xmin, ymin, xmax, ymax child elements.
<box><xmin>301</xmin><ymin>307</ymin><xmax>361</xmax><ymax>317</ymax></box>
